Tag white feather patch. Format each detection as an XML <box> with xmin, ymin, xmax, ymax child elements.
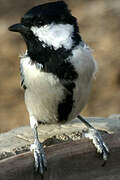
<box><xmin>68</xmin><ymin>43</ymin><xmax>98</xmax><ymax>120</ymax></box>
<box><xmin>20</xmin><ymin>56</ymin><xmax>65</xmax><ymax>123</ymax></box>
<box><xmin>31</xmin><ymin>23</ymin><xmax>74</xmax><ymax>50</ymax></box>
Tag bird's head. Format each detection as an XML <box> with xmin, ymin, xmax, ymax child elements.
<box><xmin>8</xmin><ymin>1</ymin><xmax>81</xmax><ymax>61</ymax></box>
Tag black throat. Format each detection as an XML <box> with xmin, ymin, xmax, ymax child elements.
<box><xmin>24</xmin><ymin>29</ymin><xmax>80</xmax><ymax>122</ymax></box>
<box><xmin>24</xmin><ymin>25</ymin><xmax>82</xmax><ymax>65</ymax></box>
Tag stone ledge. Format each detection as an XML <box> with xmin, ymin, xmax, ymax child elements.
<box><xmin>0</xmin><ymin>133</ymin><xmax>120</xmax><ymax>180</ymax></box>
<box><xmin>0</xmin><ymin>115</ymin><xmax>120</xmax><ymax>160</ymax></box>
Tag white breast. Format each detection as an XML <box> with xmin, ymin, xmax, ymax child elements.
<box><xmin>20</xmin><ymin>56</ymin><xmax>65</xmax><ymax>123</ymax></box>
<box><xmin>20</xmin><ymin>43</ymin><xmax>97</xmax><ymax>124</ymax></box>
<box><xmin>68</xmin><ymin>44</ymin><xmax>97</xmax><ymax>121</ymax></box>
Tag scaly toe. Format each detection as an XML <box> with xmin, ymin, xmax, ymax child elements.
<box><xmin>31</xmin><ymin>141</ymin><xmax>47</xmax><ymax>174</ymax></box>
<box><xmin>84</xmin><ymin>128</ymin><xmax>109</xmax><ymax>161</ymax></box>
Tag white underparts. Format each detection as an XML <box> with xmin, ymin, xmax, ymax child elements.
<box><xmin>21</xmin><ymin>56</ymin><xmax>65</xmax><ymax>124</ymax></box>
<box><xmin>31</xmin><ymin>23</ymin><xmax>74</xmax><ymax>50</ymax></box>
<box><xmin>21</xmin><ymin>42</ymin><xmax>97</xmax><ymax>124</ymax></box>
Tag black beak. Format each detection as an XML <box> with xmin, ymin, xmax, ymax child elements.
<box><xmin>8</xmin><ymin>23</ymin><xmax>29</xmax><ymax>34</ymax></box>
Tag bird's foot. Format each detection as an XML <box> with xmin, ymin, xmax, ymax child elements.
<box><xmin>30</xmin><ymin>140</ymin><xmax>47</xmax><ymax>175</ymax></box>
<box><xmin>83</xmin><ymin>128</ymin><xmax>109</xmax><ymax>163</ymax></box>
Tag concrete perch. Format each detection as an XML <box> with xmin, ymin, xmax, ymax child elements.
<box><xmin>0</xmin><ymin>115</ymin><xmax>120</xmax><ymax>179</ymax></box>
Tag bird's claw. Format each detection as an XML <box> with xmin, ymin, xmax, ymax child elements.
<box><xmin>30</xmin><ymin>140</ymin><xmax>47</xmax><ymax>175</ymax></box>
<box><xmin>83</xmin><ymin>128</ymin><xmax>109</xmax><ymax>162</ymax></box>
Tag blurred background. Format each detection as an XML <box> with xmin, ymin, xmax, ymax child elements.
<box><xmin>0</xmin><ymin>0</ymin><xmax>120</xmax><ymax>133</ymax></box>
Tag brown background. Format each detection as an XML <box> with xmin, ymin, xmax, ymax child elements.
<box><xmin>0</xmin><ymin>0</ymin><xmax>120</xmax><ymax>133</ymax></box>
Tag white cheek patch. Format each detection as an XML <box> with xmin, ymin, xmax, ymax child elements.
<box><xmin>31</xmin><ymin>23</ymin><xmax>74</xmax><ymax>50</ymax></box>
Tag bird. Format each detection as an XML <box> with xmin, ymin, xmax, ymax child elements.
<box><xmin>8</xmin><ymin>1</ymin><xmax>109</xmax><ymax>176</ymax></box>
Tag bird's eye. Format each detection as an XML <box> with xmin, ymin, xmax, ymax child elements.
<box><xmin>33</xmin><ymin>18</ymin><xmax>45</xmax><ymax>27</ymax></box>
<box><xmin>37</xmin><ymin>21</ymin><xmax>44</xmax><ymax>26</ymax></box>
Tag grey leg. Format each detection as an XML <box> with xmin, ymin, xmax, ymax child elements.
<box><xmin>30</xmin><ymin>116</ymin><xmax>47</xmax><ymax>174</ymax></box>
<box><xmin>77</xmin><ymin>115</ymin><xmax>109</xmax><ymax>162</ymax></box>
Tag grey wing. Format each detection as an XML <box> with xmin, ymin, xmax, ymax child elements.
<box><xmin>20</xmin><ymin>62</ymin><xmax>27</xmax><ymax>90</ymax></box>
